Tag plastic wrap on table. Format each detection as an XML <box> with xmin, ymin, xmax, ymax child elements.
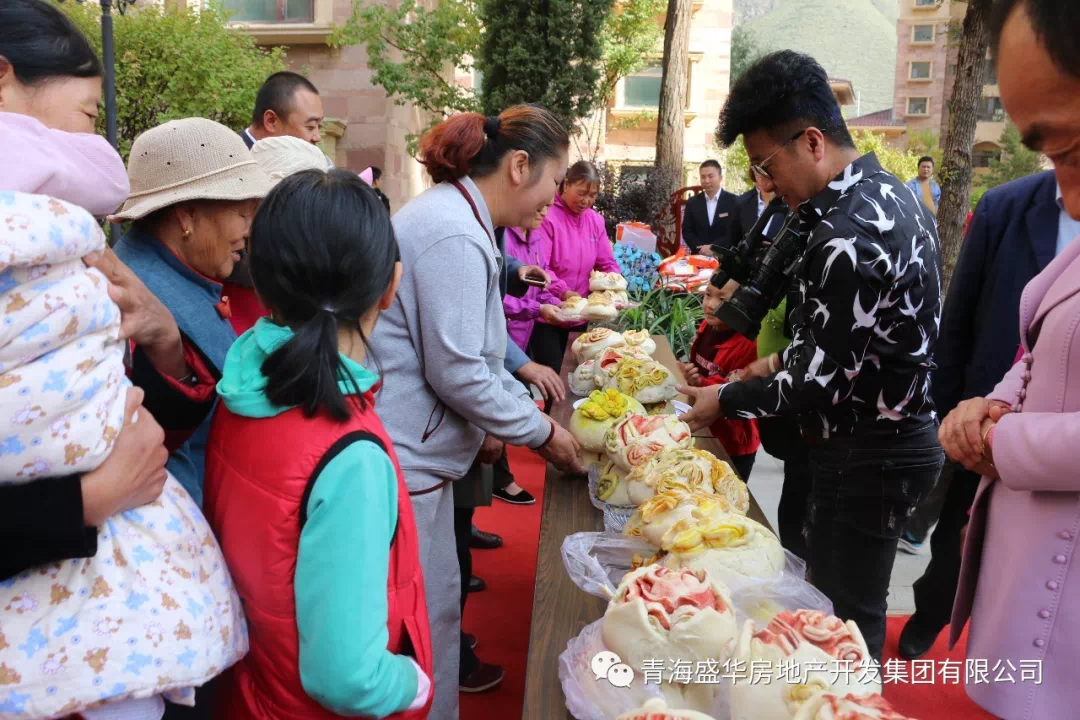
<box><xmin>560</xmin><ymin>619</ymin><xmax>736</xmax><ymax>719</ymax></box>
<box><xmin>561</xmin><ymin>531</ymin><xmax>833</xmax><ymax>625</ymax></box>
<box><xmin>588</xmin><ymin>464</ymin><xmax>638</xmax><ymax>532</ymax></box>
<box><xmin>658</xmin><ymin>249</ymin><xmax>719</xmax><ymax>293</ymax></box>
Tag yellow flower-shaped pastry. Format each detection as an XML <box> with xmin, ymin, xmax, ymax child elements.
<box><xmin>625</xmin><ymin>447</ymin><xmax>748</xmax><ymax>510</ymax></box>
<box><xmin>660</xmin><ymin>512</ymin><xmax>785</xmax><ymax>581</ymax></box>
<box><xmin>625</xmin><ymin>490</ymin><xmax>735</xmax><ymax>547</ymax></box>
<box><xmin>602</xmin><ymin>356</ymin><xmax>677</xmax><ymax>404</ymax></box>
<box><xmin>569</xmin><ymin>390</ymin><xmax>644</xmax><ymax>452</ymax></box>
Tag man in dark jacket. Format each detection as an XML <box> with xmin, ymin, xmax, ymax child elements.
<box><xmin>682</xmin><ymin>160</ymin><xmax>739</xmax><ymax>254</ymax></box>
<box><xmin>240</xmin><ymin>71</ymin><xmax>323</xmax><ymax>148</ymax></box>
<box><xmin>899</xmin><ymin>169</ymin><xmax>1072</xmax><ymax>659</ymax></box>
<box><xmin>726</xmin><ymin>171</ymin><xmax>788</xmax><ymax>250</ymax></box>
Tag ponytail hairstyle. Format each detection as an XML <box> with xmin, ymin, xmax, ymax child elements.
<box><xmin>560</xmin><ymin>160</ymin><xmax>600</xmax><ymax>193</ymax></box>
<box><xmin>418</xmin><ymin>104</ymin><xmax>569</xmax><ymax>185</ymax></box>
<box><xmin>248</xmin><ymin>169</ymin><xmax>399</xmax><ymax>421</ymax></box>
<box><xmin>0</xmin><ymin>0</ymin><xmax>102</xmax><ymax>85</ymax></box>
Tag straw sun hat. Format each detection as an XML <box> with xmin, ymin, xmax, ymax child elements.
<box><xmin>250</xmin><ymin>135</ymin><xmax>333</xmax><ymax>185</ymax></box>
<box><xmin>113</xmin><ymin>117</ymin><xmax>274</xmax><ymax>222</ymax></box>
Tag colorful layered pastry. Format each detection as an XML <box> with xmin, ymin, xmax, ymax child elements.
<box><xmin>622</xmin><ymin>329</ymin><xmax>658</xmax><ymax>355</ymax></box>
<box><xmin>558</xmin><ymin>295</ymin><xmax>589</xmax><ymax>322</ymax></box>
<box><xmin>602</xmin><ymin>566</ymin><xmax>737</xmax><ymax>679</ymax></box>
<box><xmin>572</xmin><ymin>327</ymin><xmax>626</xmax><ymax>363</ymax></box>
<box><xmin>793</xmin><ymin>693</ymin><xmax>919</xmax><ymax>720</ymax></box>
<box><xmin>602</xmin><ymin>356</ymin><xmax>678</xmax><ymax>404</ymax></box>
<box><xmin>660</xmin><ymin>513</ymin><xmax>785</xmax><ymax>581</ymax></box>
<box><xmin>570</xmin><ymin>389</ymin><xmax>645</xmax><ymax>453</ymax></box>
<box><xmin>729</xmin><ymin>610</ymin><xmax>881</xmax><ymax>720</ymax></box>
<box><xmin>604</xmin><ymin>412</ymin><xmax>693</xmax><ymax>473</ymax></box>
<box><xmin>593</xmin><ymin>345</ymin><xmax>654</xmax><ymax>387</ymax></box>
<box><xmin>625</xmin><ymin>490</ymin><xmax>739</xmax><ymax>547</ymax></box>
<box><xmin>590</xmin><ymin>269</ymin><xmax>629</xmax><ymax>292</ymax></box>
<box><xmin>589</xmin><ymin>289</ymin><xmax>631</xmax><ymax>309</ymax></box>
<box><xmin>644</xmin><ymin>400</ymin><xmax>676</xmax><ymax>416</ymax></box>
<box><xmin>595</xmin><ymin>459</ymin><xmax>632</xmax><ymax>505</ymax></box>
<box><xmin>625</xmin><ymin>447</ymin><xmax>747</xmax><ymax>508</ymax></box>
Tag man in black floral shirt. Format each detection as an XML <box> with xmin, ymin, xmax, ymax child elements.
<box><xmin>682</xmin><ymin>50</ymin><xmax>945</xmax><ymax>661</ymax></box>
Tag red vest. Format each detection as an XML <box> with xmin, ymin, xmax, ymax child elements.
<box><xmin>203</xmin><ymin>392</ymin><xmax>433</xmax><ymax>719</ymax></box>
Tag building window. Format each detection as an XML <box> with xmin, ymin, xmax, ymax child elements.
<box><xmin>911</xmin><ymin>24</ymin><xmax>935</xmax><ymax>43</ymax></box>
<box><xmin>909</xmin><ymin>61</ymin><xmax>932</xmax><ymax>80</ymax></box>
<box><xmin>972</xmin><ymin>148</ymin><xmax>1001</xmax><ymax>168</ymax></box>
<box><xmin>906</xmin><ymin>97</ymin><xmax>930</xmax><ymax>116</ymax></box>
<box><xmin>621</xmin><ymin>64</ymin><xmax>663</xmax><ymax>109</ymax></box>
<box><xmin>913</xmin><ymin>0</ymin><xmax>936</xmax><ymax>6</ymax></box>
<box><xmin>983</xmin><ymin>58</ymin><xmax>998</xmax><ymax>85</ymax></box>
<box><xmin>472</xmin><ymin>70</ymin><xmax>485</xmax><ymax>98</ymax></box>
<box><xmin>224</xmin><ymin>0</ymin><xmax>313</xmax><ymax>22</ymax></box>
<box><xmin>977</xmin><ymin>96</ymin><xmax>1006</xmax><ymax>122</ymax></box>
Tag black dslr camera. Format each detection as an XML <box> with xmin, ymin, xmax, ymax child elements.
<box><xmin>710</xmin><ymin>203</ymin><xmax>805</xmax><ymax>340</ymax></box>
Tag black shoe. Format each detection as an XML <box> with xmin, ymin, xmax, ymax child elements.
<box><xmin>469</xmin><ymin>525</ymin><xmax>503</xmax><ymax>550</ymax></box>
<box><xmin>459</xmin><ymin>662</ymin><xmax>504</xmax><ymax>693</ymax></box>
<box><xmin>898</xmin><ymin>613</ymin><xmax>945</xmax><ymax>660</ymax></box>
<box><xmin>493</xmin><ymin>487</ymin><xmax>536</xmax><ymax>505</ymax></box>
<box><xmin>463</xmin><ymin>632</ymin><xmax>478</xmax><ymax>650</ymax></box>
<box><xmin>468</xmin><ymin>575</ymin><xmax>486</xmax><ymax>593</ymax></box>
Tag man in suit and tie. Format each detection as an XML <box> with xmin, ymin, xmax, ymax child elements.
<box><xmin>240</xmin><ymin>71</ymin><xmax>324</xmax><ymax>149</ymax></box>
<box><xmin>682</xmin><ymin>160</ymin><xmax>738</xmax><ymax>255</ymax></box>
<box><xmin>898</xmin><ymin>169</ymin><xmax>1078</xmax><ymax>660</ymax></box>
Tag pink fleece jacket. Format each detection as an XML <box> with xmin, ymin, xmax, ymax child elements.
<box><xmin>0</xmin><ymin>111</ymin><xmax>130</xmax><ymax>217</ymax></box>
<box><xmin>536</xmin><ymin>193</ymin><xmax>620</xmax><ymax>297</ymax></box>
<box><xmin>502</xmin><ymin>226</ymin><xmax>563</xmax><ymax>351</ymax></box>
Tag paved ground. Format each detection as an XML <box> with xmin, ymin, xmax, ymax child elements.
<box><xmin>749</xmin><ymin>450</ymin><xmax>930</xmax><ymax>615</ymax></box>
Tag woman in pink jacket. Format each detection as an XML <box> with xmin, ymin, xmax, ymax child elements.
<box><xmin>938</xmin><ymin>3</ymin><xmax>1080</xmax><ymax>717</ymax></box>
<box><xmin>529</xmin><ymin>160</ymin><xmax>620</xmax><ymax>373</ymax></box>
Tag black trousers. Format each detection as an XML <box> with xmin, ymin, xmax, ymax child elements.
<box><xmin>902</xmin><ymin>460</ymin><xmax>953</xmax><ymax>543</ymax></box>
<box><xmin>910</xmin><ymin>462</ymin><xmax>980</xmax><ymax>629</ymax></box>
<box><xmin>758</xmin><ymin>417</ymin><xmax>812</xmax><ymax>562</ymax></box>
<box><xmin>806</xmin><ymin>424</ymin><xmax>943</xmax><ymax>663</ymax></box>
<box><xmin>729</xmin><ymin>453</ymin><xmax>756</xmax><ymax>484</ymax></box>
<box><xmin>528</xmin><ymin>323</ymin><xmax>580</xmax><ymax>413</ymax></box>
<box><xmin>454</xmin><ymin>504</ymin><xmax>479</xmax><ymax>679</ymax></box>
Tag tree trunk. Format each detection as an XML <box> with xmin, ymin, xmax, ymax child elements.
<box><xmin>654</xmin><ymin>0</ymin><xmax>691</xmax><ymax>182</ymax></box>
<box><xmin>938</xmin><ymin>0</ymin><xmax>991</xmax><ymax>291</ymax></box>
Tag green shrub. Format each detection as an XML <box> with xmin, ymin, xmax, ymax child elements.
<box><xmin>617</xmin><ymin>288</ymin><xmax>704</xmax><ymax>361</ymax></box>
<box><xmin>58</xmin><ymin>1</ymin><xmax>286</xmax><ymax>159</ymax></box>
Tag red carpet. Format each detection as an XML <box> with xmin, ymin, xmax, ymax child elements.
<box><xmin>461</xmin><ymin>446</ymin><xmax>994</xmax><ymax>720</ymax></box>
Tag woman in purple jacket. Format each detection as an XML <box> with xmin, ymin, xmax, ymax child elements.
<box><xmin>529</xmin><ymin>161</ymin><xmax>621</xmax><ymax>376</ymax></box>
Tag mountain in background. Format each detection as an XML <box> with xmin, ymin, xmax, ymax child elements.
<box><xmin>734</xmin><ymin>0</ymin><xmax>899</xmax><ymax>115</ymax></box>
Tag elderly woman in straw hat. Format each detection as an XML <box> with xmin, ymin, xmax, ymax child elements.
<box><xmin>222</xmin><ymin>135</ymin><xmax>334</xmax><ymax>335</ymax></box>
<box><xmin>112</xmin><ymin>117</ymin><xmax>273</xmax><ymax>504</ymax></box>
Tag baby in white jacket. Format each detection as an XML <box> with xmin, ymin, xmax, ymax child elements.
<box><xmin>0</xmin><ymin>114</ymin><xmax>246</xmax><ymax>720</ymax></box>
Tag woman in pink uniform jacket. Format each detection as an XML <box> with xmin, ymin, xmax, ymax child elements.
<box><xmin>942</xmin><ymin>226</ymin><xmax>1080</xmax><ymax>720</ymax></box>
<box><xmin>528</xmin><ymin>160</ymin><xmax>620</xmax><ymax>374</ymax></box>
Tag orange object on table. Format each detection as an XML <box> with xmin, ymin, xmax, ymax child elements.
<box><xmin>658</xmin><ymin>248</ymin><xmax>719</xmax><ymax>292</ymax></box>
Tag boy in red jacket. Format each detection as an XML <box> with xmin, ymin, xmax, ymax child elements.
<box><xmin>679</xmin><ymin>276</ymin><xmax>760</xmax><ymax>480</ymax></box>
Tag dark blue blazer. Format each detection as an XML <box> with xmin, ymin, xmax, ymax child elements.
<box><xmin>933</xmin><ymin>170</ymin><xmax>1059</xmax><ymax>416</ymax></box>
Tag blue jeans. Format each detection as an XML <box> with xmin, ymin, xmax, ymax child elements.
<box><xmin>806</xmin><ymin>424</ymin><xmax>944</xmax><ymax>662</ymax></box>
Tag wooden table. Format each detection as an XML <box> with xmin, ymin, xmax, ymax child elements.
<box><xmin>522</xmin><ymin>335</ymin><xmax>773</xmax><ymax>720</ymax></box>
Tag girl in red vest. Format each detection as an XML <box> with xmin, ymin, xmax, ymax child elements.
<box><xmin>203</xmin><ymin>169</ymin><xmax>433</xmax><ymax>719</ymax></box>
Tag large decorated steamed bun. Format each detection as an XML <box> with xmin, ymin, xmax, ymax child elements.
<box><xmin>625</xmin><ymin>447</ymin><xmax>748</xmax><ymax>508</ymax></box>
<box><xmin>572</xmin><ymin>327</ymin><xmax>626</xmax><ymax>363</ymax></box>
<box><xmin>570</xmin><ymin>359</ymin><xmax>599</xmax><ymax>396</ymax></box>
<box><xmin>616</xmin><ymin>699</ymin><xmax>718</xmax><ymax>720</ymax></box>
<box><xmin>660</xmin><ymin>512</ymin><xmax>785</xmax><ymax>581</ymax></box>
<box><xmin>593</xmin><ymin>345</ymin><xmax>654</xmax><ymax>387</ymax></box>
<box><xmin>625</xmin><ymin>490</ymin><xmax>739</xmax><ymax>548</ymax></box>
<box><xmin>584</xmin><ymin>293</ymin><xmax>619</xmax><ymax>321</ymax></box>
<box><xmin>729</xmin><ymin>610</ymin><xmax>881</xmax><ymax>720</ymax></box>
<box><xmin>558</xmin><ymin>295</ymin><xmax>589</xmax><ymax>322</ymax></box>
<box><xmin>623</xmin><ymin>329</ymin><xmax>658</xmax><ymax>355</ymax></box>
<box><xmin>591</xmin><ymin>269</ymin><xmax>628</xmax><ymax>292</ymax></box>
<box><xmin>792</xmin><ymin>693</ymin><xmax>919</xmax><ymax>720</ymax></box>
<box><xmin>605</xmin><ymin>413</ymin><xmax>693</xmax><ymax>473</ymax></box>
<box><xmin>569</xmin><ymin>389</ymin><xmax>645</xmax><ymax>452</ymax></box>
<box><xmin>602</xmin><ymin>356</ymin><xmax>678</xmax><ymax>404</ymax></box>
<box><xmin>589</xmin><ymin>289</ymin><xmax>631</xmax><ymax>309</ymax></box>
<box><xmin>602</xmin><ymin>565</ymin><xmax>737</xmax><ymax>683</ymax></box>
